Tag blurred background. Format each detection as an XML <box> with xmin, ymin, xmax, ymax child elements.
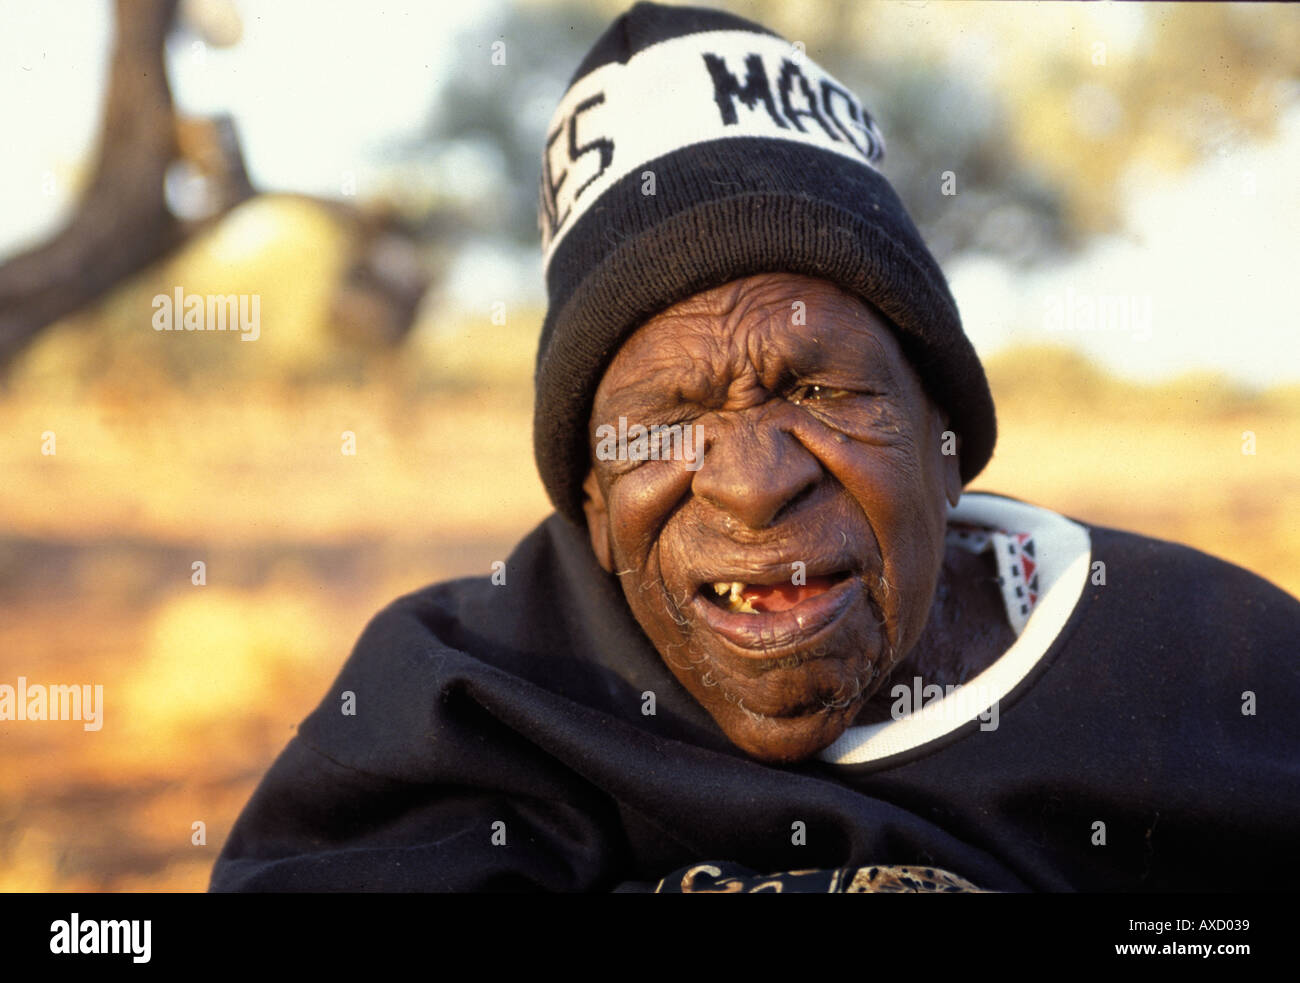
<box><xmin>1</xmin><ymin>0</ymin><xmax>1297</xmax><ymax>891</ymax></box>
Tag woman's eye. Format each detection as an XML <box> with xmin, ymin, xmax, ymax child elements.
<box><xmin>789</xmin><ymin>383</ymin><xmax>846</xmax><ymax>405</ymax></box>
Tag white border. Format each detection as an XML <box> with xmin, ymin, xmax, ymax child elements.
<box><xmin>816</xmin><ymin>493</ymin><xmax>1092</xmax><ymax>766</ymax></box>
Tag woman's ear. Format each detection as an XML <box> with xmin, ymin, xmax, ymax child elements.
<box><xmin>933</xmin><ymin>407</ymin><xmax>962</xmax><ymax>508</ymax></box>
<box><xmin>581</xmin><ymin>467</ymin><xmax>614</xmax><ymax>573</ymax></box>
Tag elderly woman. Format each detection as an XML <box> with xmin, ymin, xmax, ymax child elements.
<box><xmin>211</xmin><ymin>2</ymin><xmax>1300</xmax><ymax>893</ymax></box>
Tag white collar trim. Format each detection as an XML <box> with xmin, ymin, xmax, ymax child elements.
<box><xmin>816</xmin><ymin>493</ymin><xmax>1091</xmax><ymax>767</ymax></box>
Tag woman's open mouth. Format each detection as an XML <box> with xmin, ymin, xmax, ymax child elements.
<box><xmin>691</xmin><ymin>570</ymin><xmax>860</xmax><ymax>654</ymax></box>
<box><xmin>704</xmin><ymin>574</ymin><xmax>846</xmax><ymax>614</ymax></box>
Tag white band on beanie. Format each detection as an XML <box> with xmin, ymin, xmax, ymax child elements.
<box><xmin>539</xmin><ymin>29</ymin><xmax>886</xmax><ymax>267</ymax></box>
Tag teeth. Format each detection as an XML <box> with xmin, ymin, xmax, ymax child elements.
<box><xmin>710</xmin><ymin>581</ymin><xmax>757</xmax><ymax>614</ymax></box>
<box><xmin>729</xmin><ymin>595</ymin><xmax>758</xmax><ymax>614</ymax></box>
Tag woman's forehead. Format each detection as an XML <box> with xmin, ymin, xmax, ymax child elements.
<box><xmin>595</xmin><ymin>274</ymin><xmax>912</xmax><ymax>403</ymax></box>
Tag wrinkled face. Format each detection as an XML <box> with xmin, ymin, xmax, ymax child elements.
<box><xmin>582</xmin><ymin>273</ymin><xmax>962</xmax><ymax>764</ymax></box>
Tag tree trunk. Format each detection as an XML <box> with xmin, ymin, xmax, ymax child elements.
<box><xmin>0</xmin><ymin>0</ymin><xmax>181</xmax><ymax>368</ymax></box>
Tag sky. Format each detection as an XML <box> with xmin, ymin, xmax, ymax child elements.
<box><xmin>948</xmin><ymin>100</ymin><xmax>1300</xmax><ymax>387</ymax></box>
<box><xmin>1</xmin><ymin>0</ymin><xmax>1296</xmax><ymax>387</ymax></box>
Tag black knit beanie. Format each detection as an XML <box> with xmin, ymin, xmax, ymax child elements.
<box><xmin>533</xmin><ymin>1</ymin><xmax>996</xmax><ymax>524</ymax></box>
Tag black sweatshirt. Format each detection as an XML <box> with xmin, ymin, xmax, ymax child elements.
<box><xmin>209</xmin><ymin>494</ymin><xmax>1300</xmax><ymax>892</ymax></box>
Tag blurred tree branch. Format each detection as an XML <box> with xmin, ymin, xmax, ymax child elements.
<box><xmin>0</xmin><ymin>0</ymin><xmax>432</xmax><ymax>370</ymax></box>
<box><xmin>0</xmin><ymin>0</ymin><xmax>184</xmax><ymax>368</ymax></box>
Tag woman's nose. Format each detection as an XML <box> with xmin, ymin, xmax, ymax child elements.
<box><xmin>690</xmin><ymin>417</ymin><xmax>822</xmax><ymax>529</ymax></box>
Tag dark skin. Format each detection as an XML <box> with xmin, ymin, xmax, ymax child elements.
<box><xmin>582</xmin><ymin>273</ymin><xmax>1016</xmax><ymax>764</ymax></box>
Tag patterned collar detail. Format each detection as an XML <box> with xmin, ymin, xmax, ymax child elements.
<box><xmin>947</xmin><ymin>521</ymin><xmax>1040</xmax><ymax>635</ymax></box>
